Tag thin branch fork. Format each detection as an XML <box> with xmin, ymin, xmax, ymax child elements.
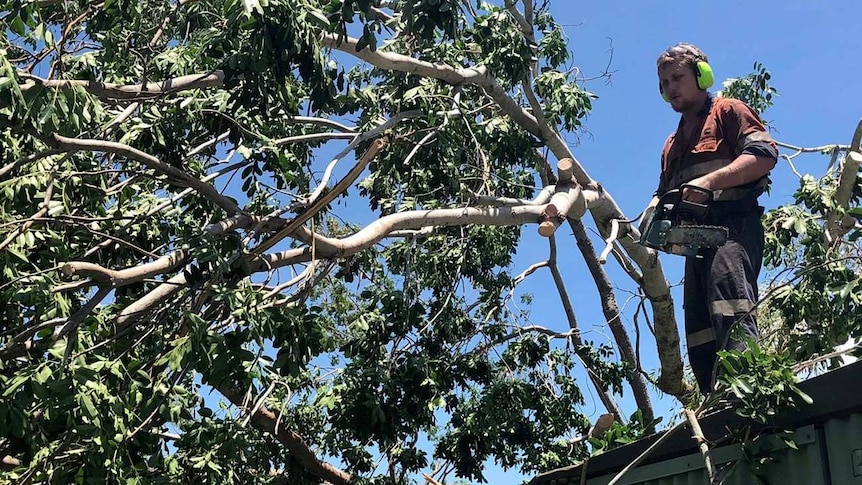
<box><xmin>250</xmin><ymin>137</ymin><xmax>389</xmax><ymax>256</ymax></box>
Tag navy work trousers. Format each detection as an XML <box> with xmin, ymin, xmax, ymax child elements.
<box><xmin>683</xmin><ymin>207</ymin><xmax>764</xmax><ymax>395</ymax></box>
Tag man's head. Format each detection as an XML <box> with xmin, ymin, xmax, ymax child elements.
<box><xmin>657</xmin><ymin>43</ymin><xmax>714</xmax><ymax>115</ymax></box>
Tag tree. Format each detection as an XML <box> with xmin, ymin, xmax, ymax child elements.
<box><xmin>1</xmin><ymin>0</ymin><xmax>860</xmax><ymax>484</ymax></box>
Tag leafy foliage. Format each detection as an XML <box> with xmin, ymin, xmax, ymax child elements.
<box><xmin>1</xmin><ymin>1</ymin><xmax>858</xmax><ymax>484</ymax></box>
<box><xmin>716</xmin><ymin>342</ymin><xmax>813</xmax><ymax>423</ymax></box>
<box><xmin>0</xmin><ymin>0</ymin><xmax>610</xmax><ymax>483</ymax></box>
<box><xmin>718</xmin><ymin>62</ymin><xmax>778</xmax><ymax>119</ymax></box>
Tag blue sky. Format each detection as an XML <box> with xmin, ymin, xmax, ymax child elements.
<box><xmin>473</xmin><ymin>1</ymin><xmax>861</xmax><ymax>483</ymax></box>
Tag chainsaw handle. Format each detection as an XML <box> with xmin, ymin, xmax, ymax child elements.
<box><xmin>678</xmin><ymin>184</ymin><xmax>714</xmax><ymax>216</ymax></box>
<box><xmin>679</xmin><ymin>184</ymin><xmax>713</xmax><ymax>203</ymax></box>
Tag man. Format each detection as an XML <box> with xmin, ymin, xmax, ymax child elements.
<box><xmin>647</xmin><ymin>43</ymin><xmax>778</xmax><ymax>395</ymax></box>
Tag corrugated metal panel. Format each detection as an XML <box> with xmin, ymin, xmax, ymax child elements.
<box><xmin>587</xmin><ymin>425</ymin><xmax>827</xmax><ymax>485</ymax></box>
<box><xmin>825</xmin><ymin>413</ymin><xmax>862</xmax><ymax>483</ymax></box>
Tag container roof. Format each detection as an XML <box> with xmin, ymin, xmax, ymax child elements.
<box><xmin>531</xmin><ymin>360</ymin><xmax>862</xmax><ymax>484</ymax></box>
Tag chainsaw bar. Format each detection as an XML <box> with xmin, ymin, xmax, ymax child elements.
<box><xmin>664</xmin><ymin>224</ymin><xmax>728</xmax><ymax>248</ymax></box>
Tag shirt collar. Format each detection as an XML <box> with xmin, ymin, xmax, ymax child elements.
<box><xmin>698</xmin><ymin>92</ymin><xmax>714</xmax><ymax>116</ymax></box>
<box><xmin>674</xmin><ymin>92</ymin><xmax>714</xmax><ymax>134</ymax></box>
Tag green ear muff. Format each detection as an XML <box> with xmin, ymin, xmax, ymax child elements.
<box><xmin>695</xmin><ymin>60</ymin><xmax>714</xmax><ymax>90</ymax></box>
<box><xmin>661</xmin><ymin>86</ymin><xmax>670</xmax><ymax>102</ymax></box>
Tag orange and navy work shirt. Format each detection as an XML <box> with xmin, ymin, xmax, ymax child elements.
<box><xmin>656</xmin><ymin>94</ymin><xmax>778</xmax><ymax>207</ymax></box>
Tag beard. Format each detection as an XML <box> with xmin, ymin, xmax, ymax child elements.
<box><xmin>670</xmin><ymin>96</ymin><xmax>700</xmax><ymax>114</ymax></box>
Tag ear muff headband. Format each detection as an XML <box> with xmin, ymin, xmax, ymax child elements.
<box><xmin>659</xmin><ymin>56</ymin><xmax>714</xmax><ymax>102</ymax></box>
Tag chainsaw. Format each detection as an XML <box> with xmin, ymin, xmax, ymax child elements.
<box><xmin>637</xmin><ymin>184</ymin><xmax>728</xmax><ymax>257</ymax></box>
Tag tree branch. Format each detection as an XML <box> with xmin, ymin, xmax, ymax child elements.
<box><xmin>321</xmin><ymin>34</ymin><xmax>544</xmax><ymax>139</ymax></box>
<box><xmin>216</xmin><ymin>383</ymin><xmax>351</xmax><ymax>485</ymax></box>
<box><xmin>0</xmin><ymin>149</ymin><xmax>63</xmax><ymax>179</ymax></box>
<box><xmin>825</xmin><ymin>118</ymin><xmax>862</xmax><ymax>241</ymax></box>
<box><xmin>252</xmin><ymin>197</ymin><xmax>589</xmax><ymax>271</ymax></box>
<box><xmin>466</xmin><ymin>184</ymin><xmax>556</xmax><ymax>207</ymax></box>
<box><xmin>51</xmin><ymin>134</ymin><xmax>241</xmax><ymax>215</ymax></box>
<box><xmin>0</xmin><ymin>172</ymin><xmax>55</xmax><ymax>252</ymax></box>
<box><xmin>60</xmin><ymin>250</ymin><xmax>189</xmax><ymax>287</ymax></box>
<box><xmin>684</xmin><ymin>408</ymin><xmax>718</xmax><ymax>484</ymax></box>
<box><xmin>546</xmin><ymin>231</ymin><xmax>624</xmax><ymax>422</ymax></box>
<box><xmin>251</xmin><ymin>137</ymin><xmax>389</xmax><ymax>255</ymax></box>
<box><xmin>19</xmin><ymin>70</ymin><xmax>226</xmax><ymax>100</ymax></box>
<box><xmin>569</xmin><ymin>218</ymin><xmax>655</xmax><ymax>428</ymax></box>
<box><xmin>115</xmin><ymin>272</ymin><xmax>188</xmax><ymax>329</ymax></box>
<box><xmin>322</xmin><ymin>30</ymin><xmax>684</xmax><ymax>397</ymax></box>
<box><xmin>285</xmin><ymin>116</ymin><xmax>357</xmax><ymax>133</ymax></box>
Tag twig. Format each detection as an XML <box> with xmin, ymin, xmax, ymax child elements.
<box><xmin>466</xmin><ymin>184</ymin><xmax>555</xmax><ymax>207</ymax></box>
<box><xmin>241</xmin><ymin>380</ymin><xmax>277</xmax><ymax>427</ymax></box>
<box><xmin>685</xmin><ymin>408</ymin><xmax>718</xmax><ymax>484</ymax></box>
<box><xmin>286</xmin><ymin>116</ymin><xmax>356</xmax><ymax>133</ymax></box>
<box><xmin>598</xmin><ymin>218</ymin><xmax>621</xmax><ymax>263</ymax></box>
<box><xmin>792</xmin><ymin>340</ymin><xmax>862</xmax><ymax>373</ymax></box>
<box><xmin>187</xmin><ymin>131</ymin><xmax>230</xmax><ymax>158</ymax></box>
<box><xmin>52</xmin><ymin>286</ymin><xmax>112</xmax><ymax>340</ymax></box>
<box><xmin>0</xmin><ymin>171</ymin><xmax>55</xmax><ymax>252</ymax></box>
<box><xmin>606</xmin><ymin>410</ymin><xmax>692</xmax><ymax>485</ymax></box>
<box><xmin>301</xmin><ymin>110</ymin><xmax>421</xmax><ymax>208</ymax></box>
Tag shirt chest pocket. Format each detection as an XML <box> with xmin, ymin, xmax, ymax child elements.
<box><xmin>691</xmin><ymin>137</ymin><xmax>721</xmax><ymax>155</ymax></box>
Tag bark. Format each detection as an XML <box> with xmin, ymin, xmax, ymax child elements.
<box><xmin>825</xmin><ymin>119</ymin><xmax>862</xmax><ymax>241</ymax></box>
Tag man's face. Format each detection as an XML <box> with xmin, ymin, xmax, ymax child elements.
<box><xmin>658</xmin><ymin>59</ymin><xmax>703</xmax><ymax>114</ymax></box>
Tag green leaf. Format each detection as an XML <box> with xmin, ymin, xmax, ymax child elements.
<box><xmin>7</xmin><ymin>246</ymin><xmax>29</xmax><ymax>263</ymax></box>
<box><xmin>79</xmin><ymin>393</ymin><xmax>99</xmax><ymax>420</ymax></box>
<box><xmin>307</xmin><ymin>9</ymin><xmax>330</xmax><ymax>27</ymax></box>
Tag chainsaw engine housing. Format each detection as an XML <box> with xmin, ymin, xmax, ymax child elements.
<box><xmin>638</xmin><ymin>185</ymin><xmax>728</xmax><ymax>257</ymax></box>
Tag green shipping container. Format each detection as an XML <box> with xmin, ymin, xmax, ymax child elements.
<box><xmin>531</xmin><ymin>361</ymin><xmax>862</xmax><ymax>485</ymax></box>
